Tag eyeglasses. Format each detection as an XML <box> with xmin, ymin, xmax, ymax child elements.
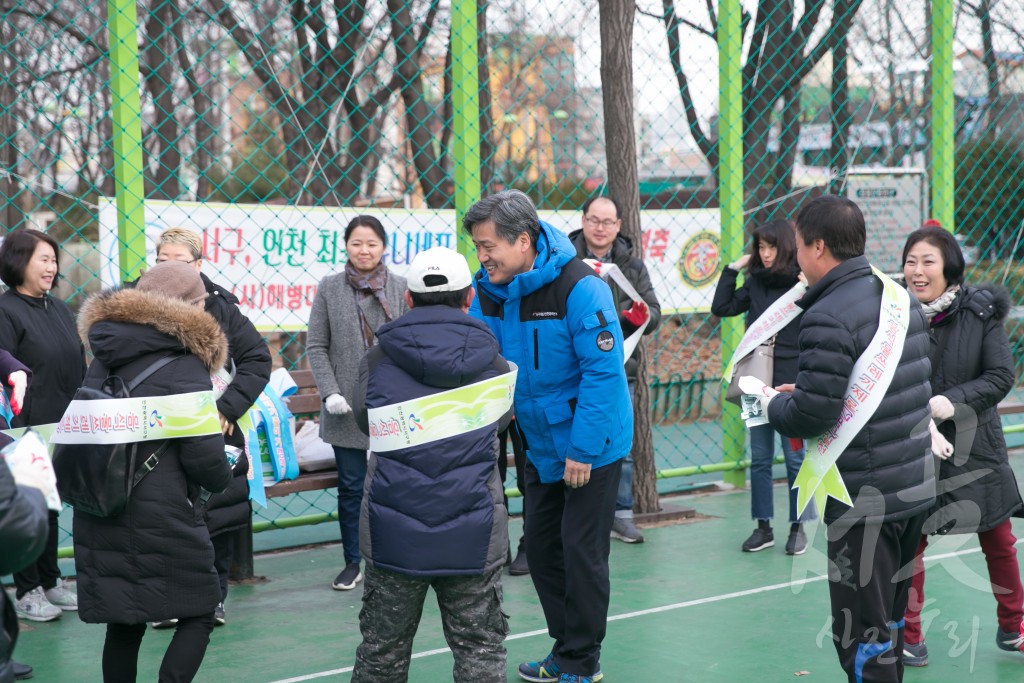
<box><xmin>157</xmin><ymin>257</ymin><xmax>197</xmax><ymax>265</ymax></box>
<box><xmin>584</xmin><ymin>216</ymin><xmax>620</xmax><ymax>228</ymax></box>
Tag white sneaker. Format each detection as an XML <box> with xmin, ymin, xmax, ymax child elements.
<box><xmin>44</xmin><ymin>579</ymin><xmax>78</xmax><ymax>611</ymax></box>
<box><xmin>14</xmin><ymin>587</ymin><xmax>62</xmax><ymax>622</ymax></box>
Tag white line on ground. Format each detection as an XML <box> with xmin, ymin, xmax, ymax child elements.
<box><xmin>267</xmin><ymin>541</ymin><xmax>1002</xmax><ymax>682</ymax></box>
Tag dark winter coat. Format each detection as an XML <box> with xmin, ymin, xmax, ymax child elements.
<box><xmin>711</xmin><ymin>265</ymin><xmax>802</xmax><ymax>386</ymax></box>
<box><xmin>767</xmin><ymin>256</ymin><xmax>936</xmax><ymax>527</ymax></box>
<box><xmin>923</xmin><ymin>285</ymin><xmax>1022</xmax><ymax>535</ymax></box>
<box><xmin>0</xmin><ymin>458</ymin><xmax>48</xmax><ymax>683</ymax></box>
<box><xmin>200</xmin><ymin>273</ymin><xmax>272</xmax><ymax>537</ymax></box>
<box><xmin>353</xmin><ymin>305</ymin><xmax>512</xmax><ymax>577</ymax></box>
<box><xmin>72</xmin><ymin>288</ymin><xmax>231</xmax><ymax>625</ymax></box>
<box><xmin>567</xmin><ymin>230</ymin><xmax>663</xmax><ymax>382</ymax></box>
<box><xmin>0</xmin><ymin>290</ymin><xmax>85</xmax><ymax>427</ymax></box>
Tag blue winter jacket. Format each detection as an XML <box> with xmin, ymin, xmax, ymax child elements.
<box><xmin>354</xmin><ymin>305</ymin><xmax>512</xmax><ymax>577</ymax></box>
<box><xmin>470</xmin><ymin>221</ymin><xmax>633</xmax><ymax>484</ymax></box>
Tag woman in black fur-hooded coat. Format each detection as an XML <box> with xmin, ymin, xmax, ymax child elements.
<box><xmin>900</xmin><ymin>226</ymin><xmax>1024</xmax><ymax>658</ymax></box>
<box><xmin>72</xmin><ymin>261</ymin><xmax>231</xmax><ymax>682</ymax></box>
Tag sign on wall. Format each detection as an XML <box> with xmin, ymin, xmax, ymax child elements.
<box><xmin>846</xmin><ymin>169</ymin><xmax>927</xmax><ymax>274</ymax></box>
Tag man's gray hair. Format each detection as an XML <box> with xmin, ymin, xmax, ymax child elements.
<box><xmin>462</xmin><ymin>190</ymin><xmax>541</xmax><ymax>246</ymax></box>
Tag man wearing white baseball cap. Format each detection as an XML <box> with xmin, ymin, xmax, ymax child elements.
<box><xmin>348</xmin><ymin>246</ymin><xmax>515</xmax><ymax>683</ymax></box>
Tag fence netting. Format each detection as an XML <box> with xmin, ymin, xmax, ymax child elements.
<box><xmin>2</xmin><ymin>0</ymin><xmax>1023</xmax><ymax>546</ymax></box>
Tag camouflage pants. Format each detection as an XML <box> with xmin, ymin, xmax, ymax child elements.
<box><xmin>351</xmin><ymin>564</ymin><xmax>509</xmax><ymax>683</ymax></box>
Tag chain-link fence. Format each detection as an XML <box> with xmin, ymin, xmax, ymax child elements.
<box><xmin>3</xmin><ymin>0</ymin><xmax>1024</xmax><ymax>551</ymax></box>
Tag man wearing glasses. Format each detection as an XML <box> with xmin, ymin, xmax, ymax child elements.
<box><xmin>568</xmin><ymin>196</ymin><xmax>661</xmax><ymax>544</ymax></box>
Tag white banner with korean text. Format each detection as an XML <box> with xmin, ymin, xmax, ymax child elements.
<box><xmin>99</xmin><ymin>200</ymin><xmax>725</xmax><ymax>330</ymax></box>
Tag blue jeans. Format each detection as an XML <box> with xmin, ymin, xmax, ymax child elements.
<box><xmin>748</xmin><ymin>424</ymin><xmax>814</xmax><ymax>524</ymax></box>
<box><xmin>334</xmin><ymin>445</ymin><xmax>367</xmax><ymax>564</ymax></box>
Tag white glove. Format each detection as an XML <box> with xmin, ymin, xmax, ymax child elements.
<box><xmin>928</xmin><ymin>419</ymin><xmax>954</xmax><ymax>460</ymax></box>
<box><xmin>7</xmin><ymin>370</ymin><xmax>26</xmax><ymax>416</ymax></box>
<box><xmin>325</xmin><ymin>393</ymin><xmax>352</xmax><ymax>416</ymax></box>
<box><xmin>929</xmin><ymin>395</ymin><xmax>955</xmax><ymax>421</ymax></box>
<box><xmin>2</xmin><ymin>432</ymin><xmax>60</xmax><ymax>510</ymax></box>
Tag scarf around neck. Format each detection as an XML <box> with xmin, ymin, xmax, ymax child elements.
<box><xmin>345</xmin><ymin>260</ymin><xmax>394</xmax><ymax>349</ymax></box>
<box><xmin>920</xmin><ymin>284</ymin><xmax>960</xmax><ymax>321</ymax></box>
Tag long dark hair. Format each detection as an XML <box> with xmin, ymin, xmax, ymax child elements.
<box><xmin>747</xmin><ymin>219</ymin><xmax>797</xmax><ymax>276</ymax></box>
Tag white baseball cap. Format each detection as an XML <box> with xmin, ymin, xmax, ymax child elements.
<box><xmin>407</xmin><ymin>247</ymin><xmax>473</xmax><ymax>293</ymax></box>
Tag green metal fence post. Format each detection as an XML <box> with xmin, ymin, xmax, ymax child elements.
<box><xmin>718</xmin><ymin>0</ymin><xmax>746</xmax><ymax>488</ymax></box>
<box><xmin>451</xmin><ymin>0</ymin><xmax>481</xmax><ymax>270</ymax></box>
<box><xmin>108</xmin><ymin>0</ymin><xmax>147</xmax><ymax>282</ymax></box>
<box><xmin>931</xmin><ymin>0</ymin><xmax>954</xmax><ymax>230</ymax></box>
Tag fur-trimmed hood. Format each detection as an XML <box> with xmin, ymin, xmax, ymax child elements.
<box><xmin>78</xmin><ymin>288</ymin><xmax>228</xmax><ymax>373</ymax></box>
<box><xmin>966</xmin><ymin>283</ymin><xmax>1012</xmax><ymax>321</ymax></box>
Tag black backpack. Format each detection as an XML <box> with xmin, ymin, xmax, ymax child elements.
<box><xmin>52</xmin><ymin>353</ymin><xmax>183</xmax><ymax>518</ymax></box>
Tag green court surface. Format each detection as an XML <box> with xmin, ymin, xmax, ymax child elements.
<box><xmin>13</xmin><ymin>454</ymin><xmax>1024</xmax><ymax>682</ymax></box>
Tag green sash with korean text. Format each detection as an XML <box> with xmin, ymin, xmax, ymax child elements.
<box><xmin>368</xmin><ymin>364</ymin><xmax>517</xmax><ymax>453</ymax></box>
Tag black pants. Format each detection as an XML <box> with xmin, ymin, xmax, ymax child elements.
<box><xmin>102</xmin><ymin>614</ymin><xmax>215</xmax><ymax>683</ymax></box>
<box><xmin>524</xmin><ymin>458</ymin><xmax>621</xmax><ymax>676</ymax></box>
<box><xmin>13</xmin><ymin>510</ymin><xmax>60</xmax><ymax>598</ymax></box>
<box><xmin>212</xmin><ymin>533</ymin><xmax>233</xmax><ymax>602</ymax></box>
<box><xmin>826</xmin><ymin>513</ymin><xmax>927</xmax><ymax>683</ymax></box>
<box><xmin>498</xmin><ymin>423</ymin><xmax>528</xmax><ymax>533</ymax></box>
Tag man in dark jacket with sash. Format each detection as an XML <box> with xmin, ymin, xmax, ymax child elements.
<box><xmin>764</xmin><ymin>195</ymin><xmax>936</xmax><ymax>683</ymax></box>
<box><xmin>351</xmin><ymin>247</ymin><xmax>513</xmax><ymax>683</ymax></box>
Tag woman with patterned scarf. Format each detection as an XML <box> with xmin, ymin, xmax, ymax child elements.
<box><xmin>900</xmin><ymin>225</ymin><xmax>1024</xmax><ymax>667</ymax></box>
<box><xmin>307</xmin><ymin>216</ymin><xmax>409</xmax><ymax>592</ymax></box>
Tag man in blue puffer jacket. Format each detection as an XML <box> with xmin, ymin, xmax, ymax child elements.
<box><xmin>465</xmin><ymin>190</ymin><xmax>633</xmax><ymax>683</ymax></box>
<box><xmin>351</xmin><ymin>247</ymin><xmax>513</xmax><ymax>683</ymax></box>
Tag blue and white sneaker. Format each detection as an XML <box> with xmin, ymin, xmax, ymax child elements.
<box><xmin>518</xmin><ymin>653</ymin><xmax>560</xmax><ymax>682</ymax></box>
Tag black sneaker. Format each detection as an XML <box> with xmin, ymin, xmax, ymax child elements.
<box><xmin>785</xmin><ymin>527</ymin><xmax>807</xmax><ymax>555</ymax></box>
<box><xmin>903</xmin><ymin>640</ymin><xmax>928</xmax><ymax>666</ymax></box>
<box><xmin>996</xmin><ymin>625</ymin><xmax>1024</xmax><ymax>653</ymax></box>
<box><xmin>741</xmin><ymin>526</ymin><xmax>774</xmax><ymax>552</ymax></box>
<box><xmin>12</xmin><ymin>661</ymin><xmax>33</xmax><ymax>680</ymax></box>
<box><xmin>213</xmin><ymin>602</ymin><xmax>226</xmax><ymax>626</ymax></box>
<box><xmin>332</xmin><ymin>562</ymin><xmax>363</xmax><ymax>591</ymax></box>
<box><xmin>510</xmin><ymin>546</ymin><xmax>529</xmax><ymax>576</ymax></box>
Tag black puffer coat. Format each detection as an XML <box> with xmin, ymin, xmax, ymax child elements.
<box><xmin>567</xmin><ymin>230</ymin><xmax>662</xmax><ymax>382</ymax></box>
<box><xmin>0</xmin><ymin>290</ymin><xmax>85</xmax><ymax>427</ymax></box>
<box><xmin>711</xmin><ymin>265</ymin><xmax>802</xmax><ymax>386</ymax></box>
<box><xmin>72</xmin><ymin>288</ymin><xmax>231</xmax><ymax>625</ymax></box>
<box><xmin>768</xmin><ymin>257</ymin><xmax>936</xmax><ymax>527</ymax></box>
<box><xmin>0</xmin><ymin>458</ymin><xmax>48</xmax><ymax>683</ymax></box>
<box><xmin>923</xmin><ymin>285</ymin><xmax>1021</xmax><ymax>535</ymax></box>
<box><xmin>201</xmin><ymin>274</ymin><xmax>271</xmax><ymax>537</ymax></box>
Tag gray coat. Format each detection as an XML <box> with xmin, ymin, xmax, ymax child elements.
<box><xmin>307</xmin><ymin>269</ymin><xmax>409</xmax><ymax>448</ymax></box>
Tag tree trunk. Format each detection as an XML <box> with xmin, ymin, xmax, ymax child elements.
<box><xmin>143</xmin><ymin>3</ymin><xmax>181</xmax><ymax>199</ymax></box>
<box><xmin>977</xmin><ymin>0</ymin><xmax>999</xmax><ymax>135</ymax></box>
<box><xmin>599</xmin><ymin>0</ymin><xmax>658</xmax><ymax>513</ymax></box>
<box><xmin>829</xmin><ymin>30</ymin><xmax>851</xmax><ymax>194</ymax></box>
<box><xmin>0</xmin><ymin>23</ymin><xmax>23</xmax><ymax>232</ymax></box>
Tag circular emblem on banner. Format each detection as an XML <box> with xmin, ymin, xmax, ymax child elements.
<box><xmin>677</xmin><ymin>231</ymin><xmax>721</xmax><ymax>288</ymax></box>
<box><xmin>596</xmin><ymin>330</ymin><xmax>615</xmax><ymax>352</ymax></box>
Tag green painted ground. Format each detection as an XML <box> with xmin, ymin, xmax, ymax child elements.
<box><xmin>13</xmin><ymin>454</ymin><xmax>1024</xmax><ymax>682</ymax></box>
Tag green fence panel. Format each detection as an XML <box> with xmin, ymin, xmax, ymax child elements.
<box><xmin>2</xmin><ymin>1</ymin><xmax>1022</xmax><ymax>551</ymax></box>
